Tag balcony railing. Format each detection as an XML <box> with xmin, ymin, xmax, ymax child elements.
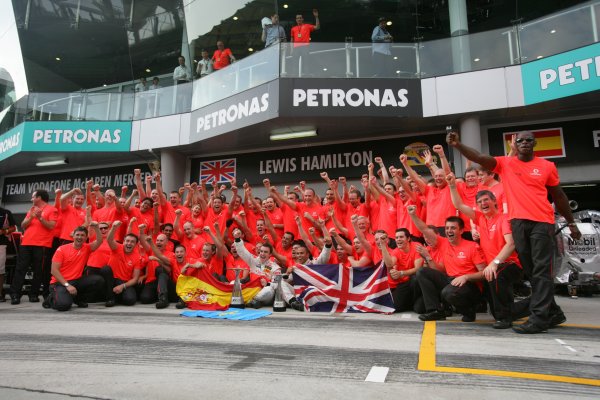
<box><xmin>2</xmin><ymin>0</ymin><xmax>599</xmax><ymax>132</ymax></box>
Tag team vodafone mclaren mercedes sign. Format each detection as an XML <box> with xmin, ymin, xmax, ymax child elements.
<box><xmin>280</xmin><ymin>78</ymin><xmax>422</xmax><ymax>117</ymax></box>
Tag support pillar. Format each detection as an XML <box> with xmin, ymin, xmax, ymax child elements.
<box><xmin>160</xmin><ymin>150</ymin><xmax>187</xmax><ymax>193</ymax></box>
<box><xmin>449</xmin><ymin>0</ymin><xmax>471</xmax><ymax>73</ymax></box>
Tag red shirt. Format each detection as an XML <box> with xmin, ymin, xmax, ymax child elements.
<box><xmin>388</xmin><ymin>242</ymin><xmax>422</xmax><ymax>288</ymax></box>
<box><xmin>59</xmin><ymin>205</ymin><xmax>86</xmax><ymax>241</ymax></box>
<box><xmin>296</xmin><ymin>202</ymin><xmax>324</xmax><ymax>236</ymax></box>
<box><xmin>435</xmin><ymin>236</ymin><xmax>485</xmax><ymax>278</ymax></box>
<box><xmin>473</xmin><ymin>211</ymin><xmax>520</xmax><ymax>267</ymax></box>
<box><xmin>87</xmin><ymin>241</ymin><xmax>111</xmax><ymax>268</ymax></box>
<box><xmin>22</xmin><ymin>205</ymin><xmax>59</xmax><ymax>247</ymax></box>
<box><xmin>224</xmin><ymin>254</ymin><xmax>250</xmax><ymax>282</ymax></box>
<box><xmin>145</xmin><ymin>249</ymin><xmax>174</xmax><ymax>283</ymax></box>
<box><xmin>212</xmin><ymin>48</ymin><xmax>233</xmax><ymax>69</ymax></box>
<box><xmin>493</xmin><ymin>156</ymin><xmax>559</xmax><ymax>224</ymax></box>
<box><xmin>180</xmin><ymin>234</ymin><xmax>206</xmax><ymax>260</ymax></box>
<box><xmin>377</xmin><ymin>196</ymin><xmax>397</xmax><ymax>237</ymax></box>
<box><xmin>280</xmin><ymin>202</ymin><xmax>299</xmax><ymax>238</ymax></box>
<box><xmin>396</xmin><ymin>197</ymin><xmax>423</xmax><ymax>238</ymax></box>
<box><xmin>108</xmin><ymin>244</ymin><xmax>141</xmax><ymax>281</ymax></box>
<box><xmin>291</xmin><ymin>24</ymin><xmax>316</xmax><ymax>46</ymax></box>
<box><xmin>424</xmin><ymin>185</ymin><xmax>456</xmax><ymax>227</ymax></box>
<box><xmin>51</xmin><ymin>243</ymin><xmax>91</xmax><ymax>283</ymax></box>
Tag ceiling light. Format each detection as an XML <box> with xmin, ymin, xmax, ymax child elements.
<box><xmin>323</xmin><ymin>68</ymin><xmax>327</xmax><ymax>71</ymax></box>
<box><xmin>36</xmin><ymin>159</ymin><xmax>68</xmax><ymax>167</ymax></box>
<box><xmin>145</xmin><ymin>68</ymin><xmax>151</xmax><ymax>73</ymax></box>
<box><xmin>393</xmin><ymin>56</ymin><xmax>398</xmax><ymax>60</ymax></box>
<box><xmin>270</xmin><ymin>130</ymin><xmax>317</xmax><ymax>141</ymax></box>
<box><xmin>283</xmin><ymin>4</ymin><xmax>289</xmax><ymax>8</ymax></box>
<box><xmin>537</xmin><ymin>55</ymin><xmax>543</xmax><ymax>59</ymax></box>
<box><xmin>103</xmin><ymin>84</ymin><xmax>107</xmax><ymax>87</ymax></box>
<box><xmin>233</xmin><ymin>16</ymin><xmax>238</xmax><ymax>20</ymax></box>
<box><xmin>55</xmin><ymin>57</ymin><xmax>61</xmax><ymax>61</ymax></box>
<box><xmin>386</xmin><ymin>21</ymin><xmax>392</xmax><ymax>26</ymax></box>
<box><xmin>395</xmin><ymin>70</ymin><xmax>400</xmax><ymax>74</ymax></box>
<box><xmin>550</xmin><ymin>29</ymin><xmax>556</xmax><ymax>34</ymax></box>
<box><xmin>248</xmin><ymin>48</ymin><xmax>254</xmax><ymax>52</ymax></box>
<box><xmin>473</xmin><ymin>58</ymin><xmax>480</xmax><ymax>62</ymax></box>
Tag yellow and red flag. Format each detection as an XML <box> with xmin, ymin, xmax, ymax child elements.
<box><xmin>176</xmin><ymin>269</ymin><xmax>262</xmax><ymax>311</ymax></box>
<box><xmin>503</xmin><ymin>128</ymin><xmax>565</xmax><ymax>158</ymax></box>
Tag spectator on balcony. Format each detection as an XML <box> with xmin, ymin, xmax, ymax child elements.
<box><xmin>134</xmin><ymin>77</ymin><xmax>148</xmax><ymax>118</ymax></box>
<box><xmin>134</xmin><ymin>77</ymin><xmax>147</xmax><ymax>92</ymax></box>
<box><xmin>196</xmin><ymin>50</ymin><xmax>214</xmax><ymax>78</ymax></box>
<box><xmin>148</xmin><ymin>77</ymin><xmax>161</xmax><ymax>117</ymax></box>
<box><xmin>372</xmin><ymin>17</ymin><xmax>393</xmax><ymax>77</ymax></box>
<box><xmin>290</xmin><ymin>9</ymin><xmax>320</xmax><ymax>76</ymax></box>
<box><xmin>173</xmin><ymin>56</ymin><xmax>191</xmax><ymax>84</ymax></box>
<box><xmin>149</xmin><ymin>77</ymin><xmax>161</xmax><ymax>90</ymax></box>
<box><xmin>212</xmin><ymin>41</ymin><xmax>236</xmax><ymax>71</ymax></box>
<box><xmin>262</xmin><ymin>13</ymin><xmax>286</xmax><ymax>48</ymax></box>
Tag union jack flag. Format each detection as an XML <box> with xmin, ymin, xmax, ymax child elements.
<box><xmin>292</xmin><ymin>263</ymin><xmax>395</xmax><ymax>313</ymax></box>
<box><xmin>200</xmin><ymin>158</ymin><xmax>236</xmax><ymax>184</ymax></box>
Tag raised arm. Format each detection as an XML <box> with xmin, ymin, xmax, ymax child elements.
<box><xmin>446</xmin><ymin>173</ymin><xmax>476</xmax><ymax>219</ymax></box>
<box><xmin>88</xmin><ymin>221</ymin><xmax>103</xmax><ymax>252</ymax></box>
<box><xmin>107</xmin><ymin>220</ymin><xmax>122</xmax><ymax>250</ymax></box>
<box><xmin>432</xmin><ymin>144</ymin><xmax>452</xmax><ymax>175</ymax></box>
<box><xmin>374</xmin><ymin>157</ymin><xmax>390</xmax><ymax>185</ymax></box>
<box><xmin>446</xmin><ymin>130</ymin><xmax>497</xmax><ymax>171</ymax></box>
<box><xmin>399</xmin><ymin>154</ymin><xmax>427</xmax><ymax>193</ymax></box>
<box><xmin>407</xmin><ymin>205</ymin><xmax>437</xmax><ymax>247</ymax></box>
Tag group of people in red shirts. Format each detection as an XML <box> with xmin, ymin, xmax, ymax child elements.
<box><xmin>8</xmin><ymin>130</ymin><xmax>580</xmax><ymax>334</ymax></box>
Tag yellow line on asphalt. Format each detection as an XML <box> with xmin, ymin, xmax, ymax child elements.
<box><xmin>417</xmin><ymin>321</ymin><xmax>600</xmax><ymax>387</ymax></box>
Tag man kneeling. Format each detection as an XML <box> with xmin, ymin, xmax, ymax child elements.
<box><xmin>46</xmin><ymin>224</ymin><xmax>104</xmax><ymax>311</ymax></box>
<box><xmin>408</xmin><ymin>206</ymin><xmax>486</xmax><ymax>322</ymax></box>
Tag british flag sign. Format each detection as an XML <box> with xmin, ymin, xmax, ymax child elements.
<box><xmin>200</xmin><ymin>158</ymin><xmax>236</xmax><ymax>184</ymax></box>
<box><xmin>292</xmin><ymin>263</ymin><xmax>395</xmax><ymax>313</ymax></box>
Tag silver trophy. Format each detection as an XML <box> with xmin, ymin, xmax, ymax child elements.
<box><xmin>229</xmin><ymin>268</ymin><xmax>245</xmax><ymax>309</ymax></box>
<box><xmin>273</xmin><ymin>273</ymin><xmax>286</xmax><ymax>312</ymax></box>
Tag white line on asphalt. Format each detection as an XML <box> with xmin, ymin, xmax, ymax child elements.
<box><xmin>565</xmin><ymin>346</ymin><xmax>577</xmax><ymax>353</ymax></box>
<box><xmin>365</xmin><ymin>366</ymin><xmax>389</xmax><ymax>383</ymax></box>
<box><xmin>401</xmin><ymin>314</ymin><xmax>411</xmax><ymax>319</ymax></box>
<box><xmin>555</xmin><ymin>339</ymin><xmax>566</xmax><ymax>345</ymax></box>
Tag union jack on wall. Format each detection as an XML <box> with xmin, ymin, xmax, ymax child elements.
<box><xmin>292</xmin><ymin>263</ymin><xmax>394</xmax><ymax>313</ymax></box>
<box><xmin>200</xmin><ymin>158</ymin><xmax>236</xmax><ymax>184</ymax></box>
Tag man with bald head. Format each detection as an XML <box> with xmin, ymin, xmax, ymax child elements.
<box><xmin>139</xmin><ymin>228</ymin><xmax>173</xmax><ymax>309</ymax></box>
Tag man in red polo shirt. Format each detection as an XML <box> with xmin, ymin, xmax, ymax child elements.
<box><xmin>290</xmin><ymin>9</ymin><xmax>320</xmax><ymax>75</ymax></box>
<box><xmin>46</xmin><ymin>223</ymin><xmax>104</xmax><ymax>311</ymax></box>
<box><xmin>447</xmin><ymin>129</ymin><xmax>581</xmax><ymax>333</ymax></box>
<box><xmin>448</xmin><ymin>174</ymin><xmax>527</xmax><ymax>329</ymax></box>
<box><xmin>105</xmin><ymin>221</ymin><xmax>142</xmax><ymax>306</ymax></box>
<box><xmin>10</xmin><ymin>189</ymin><xmax>59</xmax><ymax>304</ymax></box>
<box><xmin>408</xmin><ymin>206</ymin><xmax>486</xmax><ymax>322</ymax></box>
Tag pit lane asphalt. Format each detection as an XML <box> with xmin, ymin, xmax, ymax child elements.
<box><xmin>0</xmin><ymin>296</ymin><xmax>599</xmax><ymax>400</ymax></box>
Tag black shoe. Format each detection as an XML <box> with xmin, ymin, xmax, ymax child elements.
<box><xmin>76</xmin><ymin>301</ymin><xmax>88</xmax><ymax>308</ymax></box>
<box><xmin>549</xmin><ymin>312</ymin><xmax>566</xmax><ymax>328</ymax></box>
<box><xmin>10</xmin><ymin>294</ymin><xmax>20</xmax><ymax>305</ymax></box>
<box><xmin>289</xmin><ymin>298</ymin><xmax>304</xmax><ymax>312</ymax></box>
<box><xmin>419</xmin><ymin>310</ymin><xmax>446</xmax><ymax>321</ymax></box>
<box><xmin>493</xmin><ymin>319</ymin><xmax>512</xmax><ymax>329</ymax></box>
<box><xmin>444</xmin><ymin>306</ymin><xmax>453</xmax><ymax>317</ymax></box>
<box><xmin>175</xmin><ymin>300</ymin><xmax>186</xmax><ymax>309</ymax></box>
<box><xmin>512</xmin><ymin>320</ymin><xmax>547</xmax><ymax>334</ymax></box>
<box><xmin>155</xmin><ymin>295</ymin><xmax>169</xmax><ymax>309</ymax></box>
<box><xmin>42</xmin><ymin>296</ymin><xmax>52</xmax><ymax>309</ymax></box>
<box><xmin>29</xmin><ymin>295</ymin><xmax>40</xmax><ymax>303</ymax></box>
<box><xmin>247</xmin><ymin>299</ymin><xmax>262</xmax><ymax>309</ymax></box>
<box><xmin>105</xmin><ymin>299</ymin><xmax>116</xmax><ymax>307</ymax></box>
<box><xmin>461</xmin><ymin>311</ymin><xmax>476</xmax><ymax>323</ymax></box>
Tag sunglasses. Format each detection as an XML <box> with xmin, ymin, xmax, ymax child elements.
<box><xmin>515</xmin><ymin>138</ymin><xmax>534</xmax><ymax>143</ymax></box>
<box><xmin>99</xmin><ymin>226</ymin><xmax>109</xmax><ymax>230</ymax></box>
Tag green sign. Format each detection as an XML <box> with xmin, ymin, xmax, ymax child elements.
<box><xmin>22</xmin><ymin>121</ymin><xmax>131</xmax><ymax>152</ymax></box>
<box><xmin>522</xmin><ymin>42</ymin><xmax>600</xmax><ymax>105</ymax></box>
<box><xmin>0</xmin><ymin>125</ymin><xmax>23</xmax><ymax>162</ymax></box>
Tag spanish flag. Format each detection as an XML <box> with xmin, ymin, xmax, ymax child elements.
<box><xmin>176</xmin><ymin>269</ymin><xmax>262</xmax><ymax>311</ymax></box>
<box><xmin>503</xmin><ymin>128</ymin><xmax>565</xmax><ymax>158</ymax></box>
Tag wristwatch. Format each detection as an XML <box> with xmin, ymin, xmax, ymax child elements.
<box><xmin>64</xmin><ymin>283</ymin><xmax>70</xmax><ymax>287</ymax></box>
<box><xmin>493</xmin><ymin>259</ymin><xmax>501</xmax><ymax>265</ymax></box>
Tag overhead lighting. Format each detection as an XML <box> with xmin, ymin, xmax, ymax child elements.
<box><xmin>248</xmin><ymin>48</ymin><xmax>254</xmax><ymax>52</ymax></box>
<box><xmin>386</xmin><ymin>21</ymin><xmax>392</xmax><ymax>26</ymax></box>
<box><xmin>145</xmin><ymin>68</ymin><xmax>151</xmax><ymax>73</ymax></box>
<box><xmin>270</xmin><ymin>130</ymin><xmax>317</xmax><ymax>141</ymax></box>
<box><xmin>395</xmin><ymin>70</ymin><xmax>400</xmax><ymax>74</ymax></box>
<box><xmin>393</xmin><ymin>56</ymin><xmax>398</xmax><ymax>60</ymax></box>
<box><xmin>55</xmin><ymin>57</ymin><xmax>61</xmax><ymax>61</ymax></box>
<box><xmin>473</xmin><ymin>58</ymin><xmax>480</xmax><ymax>62</ymax></box>
<box><xmin>233</xmin><ymin>16</ymin><xmax>238</xmax><ymax>20</ymax></box>
<box><xmin>537</xmin><ymin>55</ymin><xmax>543</xmax><ymax>59</ymax></box>
<box><xmin>103</xmin><ymin>84</ymin><xmax>107</xmax><ymax>87</ymax></box>
<box><xmin>550</xmin><ymin>29</ymin><xmax>556</xmax><ymax>34</ymax></box>
<box><xmin>36</xmin><ymin>159</ymin><xmax>68</xmax><ymax>167</ymax></box>
<box><xmin>323</xmin><ymin>68</ymin><xmax>327</xmax><ymax>71</ymax></box>
<box><xmin>283</xmin><ymin>4</ymin><xmax>289</xmax><ymax>8</ymax></box>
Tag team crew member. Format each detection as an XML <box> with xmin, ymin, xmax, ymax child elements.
<box><xmin>290</xmin><ymin>9</ymin><xmax>320</xmax><ymax>75</ymax></box>
<box><xmin>447</xmin><ymin>130</ymin><xmax>581</xmax><ymax>333</ymax></box>
<box><xmin>380</xmin><ymin>228</ymin><xmax>423</xmax><ymax>312</ymax></box>
<box><xmin>212</xmin><ymin>41</ymin><xmax>236</xmax><ymax>70</ymax></box>
<box><xmin>57</xmin><ymin>188</ymin><xmax>87</xmax><ymax>245</ymax></box>
<box><xmin>409</xmin><ymin>207</ymin><xmax>486</xmax><ymax>322</ymax></box>
<box><xmin>0</xmin><ymin>206</ymin><xmax>17</xmax><ymax>301</ymax></box>
<box><xmin>10</xmin><ymin>190</ymin><xmax>58</xmax><ymax>304</ymax></box>
<box><xmin>45</xmin><ymin>224</ymin><xmax>104</xmax><ymax>311</ymax></box>
<box><xmin>139</xmin><ymin>228</ymin><xmax>172</xmax><ymax>309</ymax></box>
<box><xmin>105</xmin><ymin>221</ymin><xmax>142</xmax><ymax>306</ymax></box>
<box><xmin>447</xmin><ymin>175</ymin><xmax>526</xmax><ymax>328</ymax></box>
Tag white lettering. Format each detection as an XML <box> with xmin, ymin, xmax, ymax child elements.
<box><xmin>575</xmin><ymin>58</ymin><xmax>593</xmax><ymax>80</ymax></box>
<box><xmin>558</xmin><ymin>63</ymin><xmax>575</xmax><ymax>86</ymax></box>
<box><xmin>293</xmin><ymin>89</ymin><xmax>306</xmax><ymax>106</ymax></box>
<box><xmin>540</xmin><ymin>69</ymin><xmax>557</xmax><ymax>90</ymax></box>
<box><xmin>593</xmin><ymin>130</ymin><xmax>600</xmax><ymax>148</ymax></box>
<box><xmin>33</xmin><ymin>130</ymin><xmax>43</xmax><ymax>143</ymax></box>
<box><xmin>196</xmin><ymin>93</ymin><xmax>270</xmax><ymax>133</ymax></box>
